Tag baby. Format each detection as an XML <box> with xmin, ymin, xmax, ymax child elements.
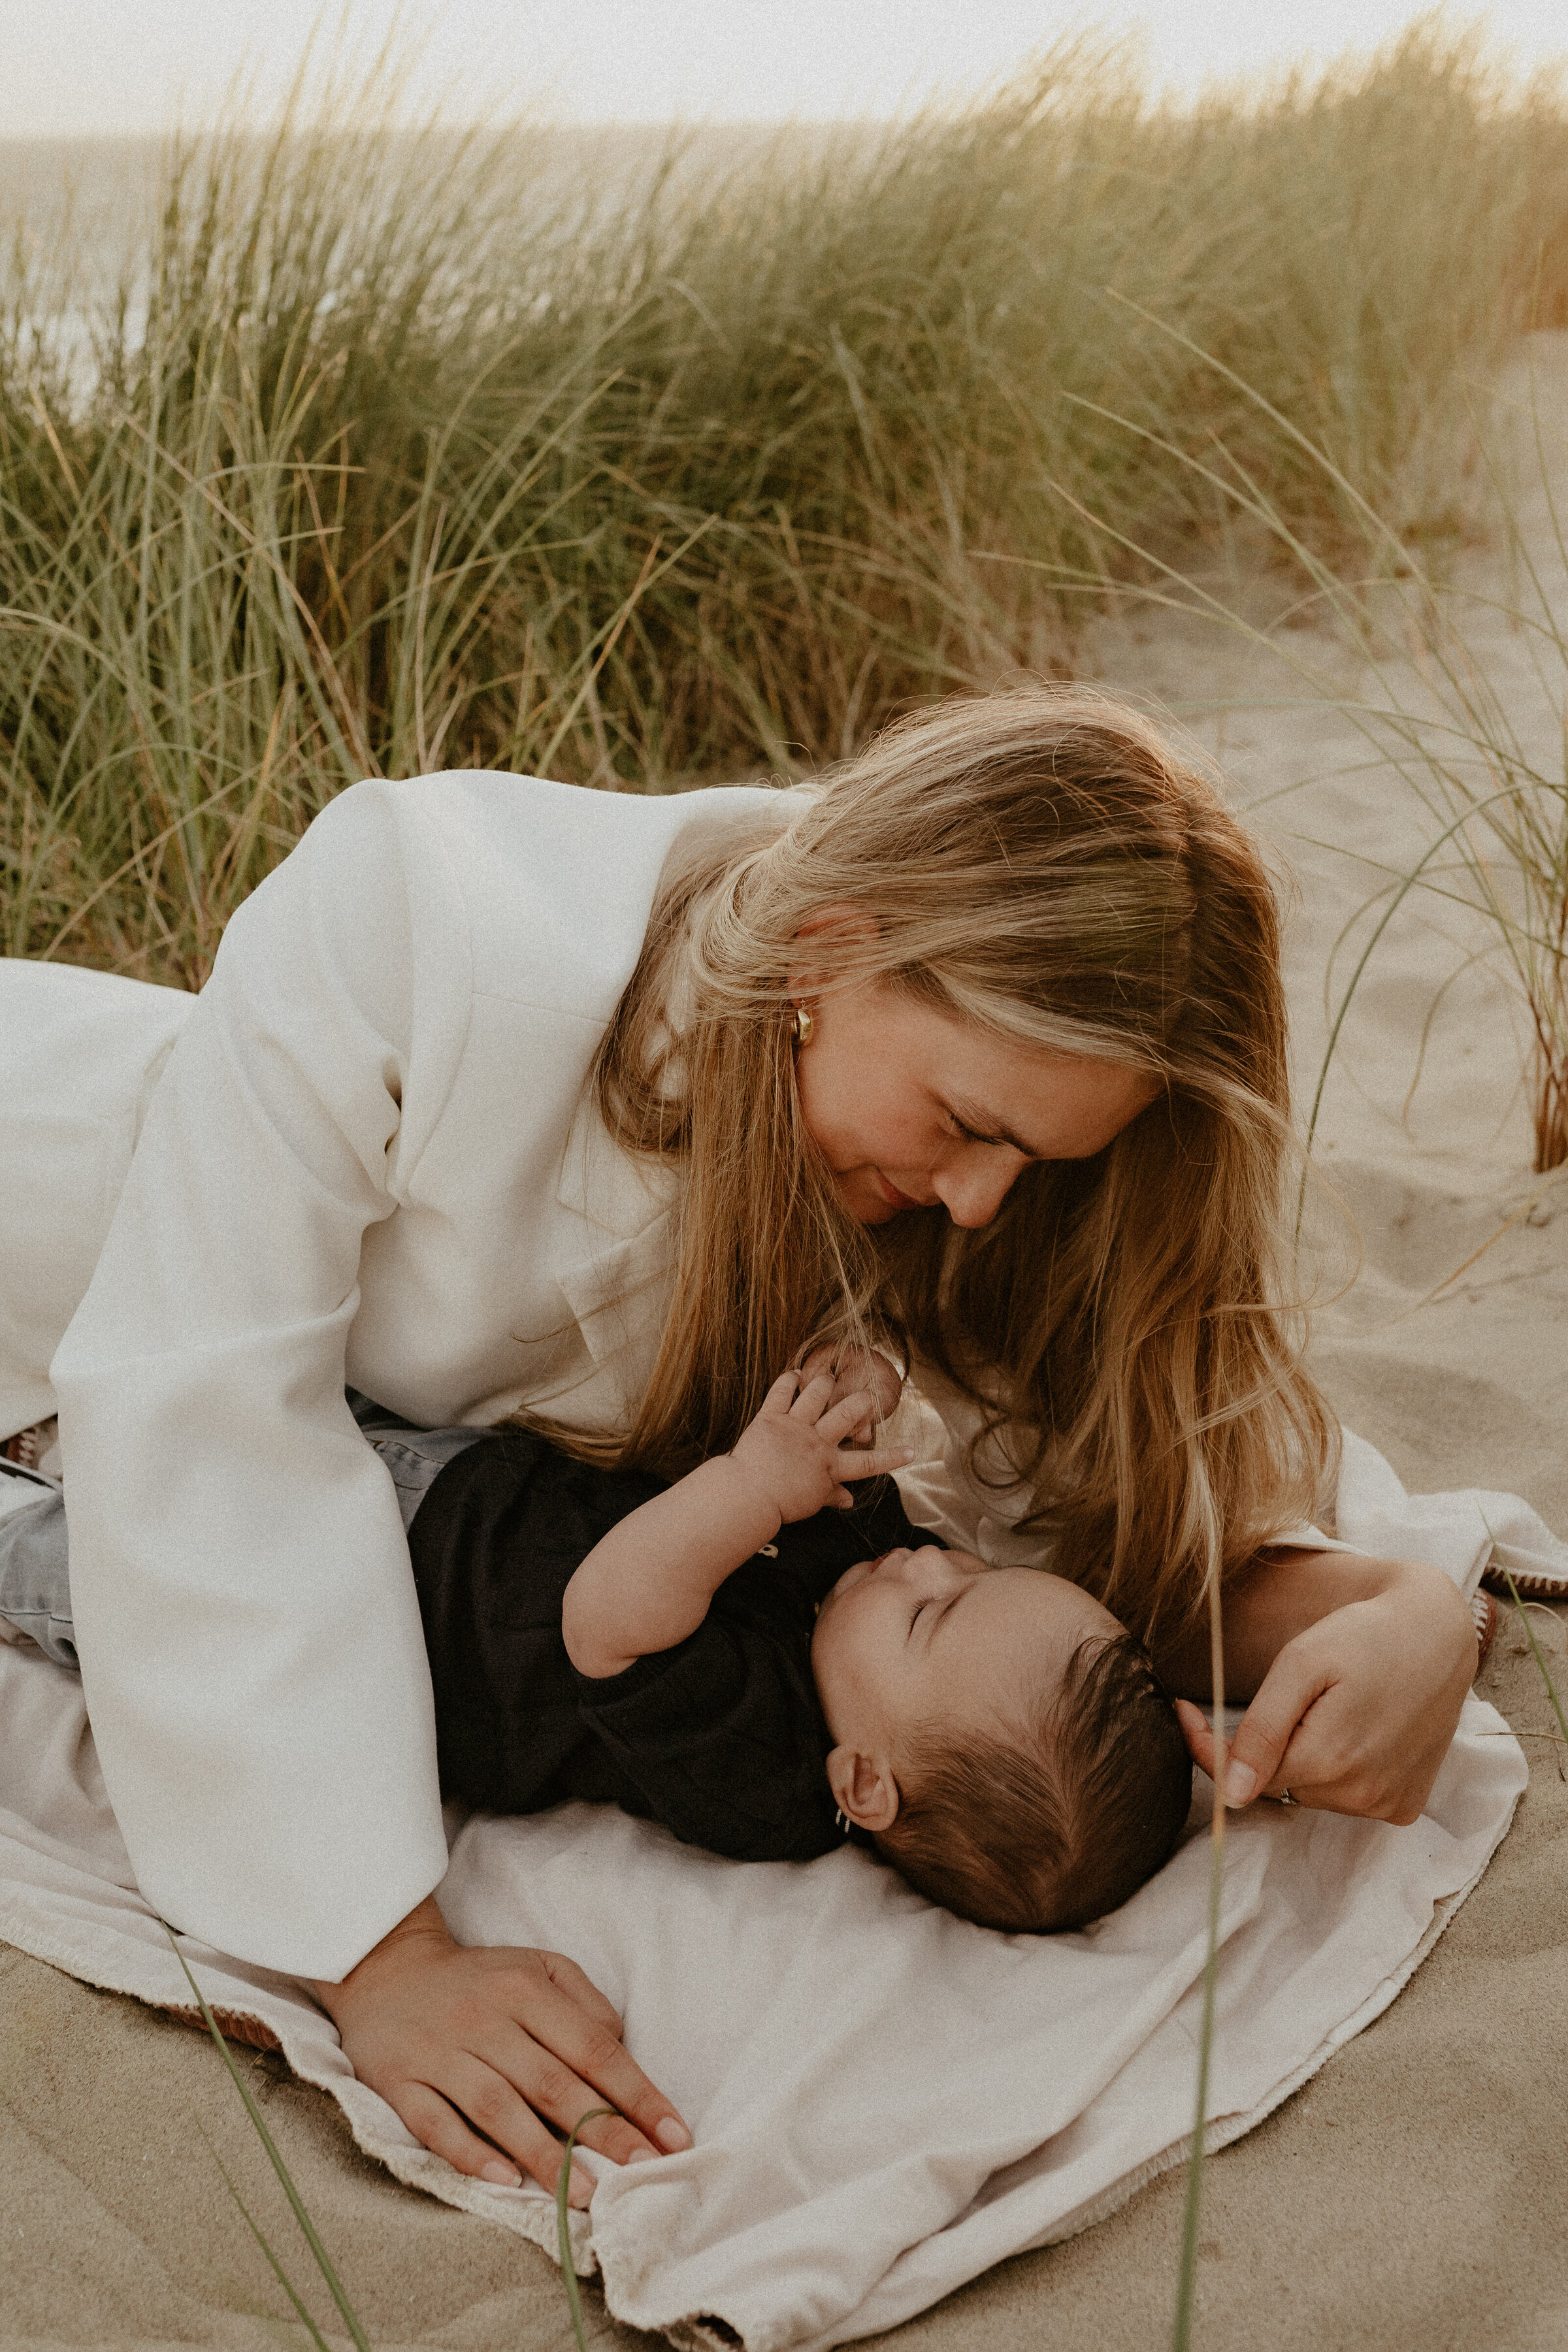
<box><xmin>371</xmin><ymin>1362</ymin><xmax>1193</xmax><ymax>1933</ymax></box>
<box><xmin>0</xmin><ymin>1368</ymin><xmax>1193</xmax><ymax>1933</ymax></box>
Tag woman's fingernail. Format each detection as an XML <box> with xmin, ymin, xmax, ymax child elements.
<box><xmin>1223</xmin><ymin>1762</ymin><xmax>1258</xmax><ymax>1806</ymax></box>
<box><xmin>654</xmin><ymin>2117</ymin><xmax>692</xmax><ymax>2152</ymax></box>
<box><xmin>625</xmin><ymin>2144</ymin><xmax>656</xmax><ymax>2163</ymax></box>
<box><xmin>570</xmin><ymin>2168</ymin><xmax>594</xmax><ymax>2208</ymax></box>
<box><xmin>480</xmin><ymin>2160</ymin><xmax>522</xmax><ymax>2187</ymax></box>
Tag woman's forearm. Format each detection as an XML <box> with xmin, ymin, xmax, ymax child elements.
<box><xmin>1150</xmin><ymin>1546</ymin><xmax>1439</xmax><ymax>1703</ymax></box>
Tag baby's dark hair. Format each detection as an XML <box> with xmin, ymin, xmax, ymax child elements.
<box><xmin>875</xmin><ymin>1629</ymin><xmax>1193</xmax><ymax>1932</ymax></box>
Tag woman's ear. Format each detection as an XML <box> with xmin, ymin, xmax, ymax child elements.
<box><xmin>787</xmin><ymin>903</ymin><xmax>879</xmax><ymax>1003</ymax></box>
<box><xmin>826</xmin><ymin>1743</ymin><xmax>900</xmax><ymax>1833</ymax></box>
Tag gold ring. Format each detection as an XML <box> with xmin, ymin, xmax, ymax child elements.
<box><xmin>1277</xmin><ymin>1788</ymin><xmax>1299</xmax><ymax>1807</ymax></box>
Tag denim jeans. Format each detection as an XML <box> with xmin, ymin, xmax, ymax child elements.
<box><xmin>0</xmin><ymin>1467</ymin><xmax>73</xmax><ymax>1668</ymax></box>
<box><xmin>0</xmin><ymin>1396</ymin><xmax>485</xmax><ymax>1674</ymax></box>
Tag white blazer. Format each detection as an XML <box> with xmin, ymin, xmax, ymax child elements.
<box><xmin>3</xmin><ymin>772</ymin><xmax>788</xmax><ymax>1977</ymax></box>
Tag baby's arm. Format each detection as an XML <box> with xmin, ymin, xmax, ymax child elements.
<box><xmin>561</xmin><ymin>1371</ymin><xmax>913</xmax><ymax>1678</ymax></box>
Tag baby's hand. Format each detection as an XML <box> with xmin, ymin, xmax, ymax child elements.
<box><xmin>797</xmin><ymin>1343</ymin><xmax>904</xmax><ymax>1446</ymax></box>
<box><xmin>729</xmin><ymin>1371</ymin><xmax>914</xmax><ymax>1524</ymax></box>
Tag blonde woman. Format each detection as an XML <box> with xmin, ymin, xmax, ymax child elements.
<box><xmin>0</xmin><ymin>689</ymin><xmax>1475</xmax><ymax>2198</ymax></box>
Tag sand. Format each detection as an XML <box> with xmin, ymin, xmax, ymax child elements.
<box><xmin>5</xmin><ymin>342</ymin><xmax>1567</xmax><ymax>2351</ymax></box>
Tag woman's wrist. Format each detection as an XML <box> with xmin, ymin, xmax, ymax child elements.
<box><xmin>1155</xmin><ymin>1546</ymin><xmax>1469</xmax><ymax>1703</ymax></box>
<box><xmin>311</xmin><ymin>1893</ymin><xmax>452</xmax><ymax>2016</ymax></box>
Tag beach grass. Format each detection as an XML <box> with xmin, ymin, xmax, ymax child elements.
<box><xmin>164</xmin><ymin>1923</ymin><xmax>372</xmax><ymax>2349</ymax></box>
<box><xmin>1031</xmin><ymin>311</ymin><xmax>1568</xmax><ymax>1177</ymax></box>
<box><xmin>5</xmin><ymin>20</ymin><xmax>1568</xmax><ymax>985</ymax></box>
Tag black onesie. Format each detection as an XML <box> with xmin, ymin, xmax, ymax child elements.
<box><xmin>406</xmin><ymin>1429</ymin><xmax>937</xmax><ymax>1864</ymax></box>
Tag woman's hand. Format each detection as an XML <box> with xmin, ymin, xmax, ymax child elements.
<box><xmin>313</xmin><ymin>1897</ymin><xmax>691</xmax><ymax>2204</ymax></box>
<box><xmin>1173</xmin><ymin>1554</ymin><xmax>1477</xmax><ymax>1824</ymax></box>
<box><xmin>798</xmin><ymin>1342</ymin><xmax>905</xmax><ymax>1443</ymax></box>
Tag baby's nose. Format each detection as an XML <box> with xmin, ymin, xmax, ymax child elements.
<box><xmin>910</xmin><ymin>1544</ymin><xmax>962</xmax><ymax>1578</ymax></box>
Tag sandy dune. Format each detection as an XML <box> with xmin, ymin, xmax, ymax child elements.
<box><xmin>1102</xmin><ymin>333</ymin><xmax>1568</xmax><ymax>1541</ymax></box>
<box><xmin>4</xmin><ymin>346</ymin><xmax>1567</xmax><ymax>2351</ymax></box>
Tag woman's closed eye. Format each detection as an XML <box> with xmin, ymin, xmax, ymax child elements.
<box><xmin>943</xmin><ymin>1106</ymin><xmax>1026</xmax><ymax>1153</ymax></box>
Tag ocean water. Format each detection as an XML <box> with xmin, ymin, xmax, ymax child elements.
<box><xmin>0</xmin><ymin>123</ymin><xmax>866</xmax><ymax>391</ymax></box>
<box><xmin>0</xmin><ymin>124</ymin><xmax>871</xmax><ymax>248</ymax></box>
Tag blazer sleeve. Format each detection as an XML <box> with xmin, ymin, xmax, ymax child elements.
<box><xmin>50</xmin><ymin>782</ymin><xmax>471</xmax><ymax>1980</ymax></box>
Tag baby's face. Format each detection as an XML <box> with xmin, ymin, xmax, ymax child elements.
<box><xmin>810</xmin><ymin>1544</ymin><xmax>1120</xmax><ymax>1761</ymax></box>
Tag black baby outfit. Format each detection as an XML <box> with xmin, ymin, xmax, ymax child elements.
<box><xmin>0</xmin><ymin>1406</ymin><xmax>936</xmax><ymax>1865</ymax></box>
<box><xmin>406</xmin><ymin>1428</ymin><xmax>934</xmax><ymax>1863</ymax></box>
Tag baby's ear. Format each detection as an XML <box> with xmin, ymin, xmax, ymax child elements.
<box><xmin>826</xmin><ymin>1744</ymin><xmax>900</xmax><ymax>1833</ymax></box>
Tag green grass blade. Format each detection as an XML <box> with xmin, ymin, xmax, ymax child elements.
<box><xmin>556</xmin><ymin>2107</ymin><xmax>614</xmax><ymax>2352</ymax></box>
<box><xmin>195</xmin><ymin>2119</ymin><xmax>335</xmax><ymax>2351</ymax></box>
<box><xmin>1171</xmin><ymin>1566</ymin><xmax>1228</xmax><ymax>2352</ymax></box>
<box><xmin>1171</xmin><ymin>1818</ymin><xmax>1224</xmax><ymax>2352</ymax></box>
<box><xmin>1499</xmin><ymin>1568</ymin><xmax>1568</xmax><ymax>1749</ymax></box>
<box><xmin>161</xmin><ymin>1922</ymin><xmax>372</xmax><ymax>2352</ymax></box>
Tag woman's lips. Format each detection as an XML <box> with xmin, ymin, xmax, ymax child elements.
<box><xmin>875</xmin><ymin>1170</ymin><xmax>920</xmax><ymax>1211</ymax></box>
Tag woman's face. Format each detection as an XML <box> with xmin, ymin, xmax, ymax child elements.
<box><xmin>792</xmin><ymin>975</ymin><xmax>1157</xmax><ymax>1228</ymax></box>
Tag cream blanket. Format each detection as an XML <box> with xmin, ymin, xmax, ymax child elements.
<box><xmin>1</xmin><ymin>1429</ymin><xmax>1561</xmax><ymax>2352</ymax></box>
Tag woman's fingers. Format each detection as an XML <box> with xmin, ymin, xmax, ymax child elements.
<box><xmin>1181</xmin><ymin>1576</ymin><xmax>1473</xmax><ymax>1823</ymax></box>
<box><xmin>1173</xmin><ymin>1647</ymin><xmax>1333</xmax><ymax>1809</ymax></box>
<box><xmin>353</xmin><ymin>1979</ymin><xmax>686</xmax><ymax>2193</ymax></box>
<box><xmin>1220</xmin><ymin>1653</ymin><xmax>1335</xmax><ymax>1805</ymax></box>
<box><xmin>538</xmin><ymin>1947</ymin><xmax>625</xmax><ymax>2040</ymax></box>
<box><xmin>800</xmin><ymin>1343</ymin><xmax>906</xmax><ymax>1424</ymax></box>
<box><xmin>1173</xmin><ymin>1697</ymin><xmax>1217</xmax><ymax>1776</ymax></box>
<box><xmin>444</xmin><ymin>2044</ymin><xmax>647</xmax><ymax>2187</ymax></box>
<box><xmin>393</xmin><ymin>2076</ymin><xmax>593</xmax><ymax>2204</ymax></box>
<box><xmin>319</xmin><ymin>1923</ymin><xmax>693</xmax><ymax>2187</ymax></box>
<box><xmin>515</xmin><ymin>1968</ymin><xmax>692</xmax><ymax>2157</ymax></box>
<box><xmin>1173</xmin><ymin>1696</ymin><xmax>1269</xmax><ymax>1804</ymax></box>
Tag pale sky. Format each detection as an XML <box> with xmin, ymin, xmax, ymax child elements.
<box><xmin>3</xmin><ymin>0</ymin><xmax>1565</xmax><ymax>141</ymax></box>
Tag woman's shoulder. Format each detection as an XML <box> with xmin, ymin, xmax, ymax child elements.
<box><xmin>299</xmin><ymin>772</ymin><xmax>791</xmax><ymax>1020</ymax></box>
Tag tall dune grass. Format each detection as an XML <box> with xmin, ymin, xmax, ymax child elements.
<box><xmin>1037</xmin><ymin>311</ymin><xmax>1568</xmax><ymax>1176</ymax></box>
<box><xmin>5</xmin><ymin>22</ymin><xmax>1568</xmax><ymax>984</ymax></box>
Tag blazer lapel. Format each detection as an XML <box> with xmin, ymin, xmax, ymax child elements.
<box><xmin>551</xmin><ymin>1091</ymin><xmax>678</xmax><ymax>1392</ymax></box>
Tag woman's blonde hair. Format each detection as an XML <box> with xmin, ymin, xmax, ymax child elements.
<box><xmin>587</xmin><ymin>685</ymin><xmax>1336</xmax><ymax>1633</ymax></box>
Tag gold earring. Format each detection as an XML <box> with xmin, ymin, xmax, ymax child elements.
<box><xmin>792</xmin><ymin>1003</ymin><xmax>815</xmax><ymax>1048</ymax></box>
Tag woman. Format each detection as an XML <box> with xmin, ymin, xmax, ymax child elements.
<box><xmin>1</xmin><ymin>688</ymin><xmax>1474</xmax><ymax>2199</ymax></box>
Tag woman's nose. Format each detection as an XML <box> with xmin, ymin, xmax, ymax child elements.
<box><xmin>931</xmin><ymin>1149</ymin><xmax>1027</xmax><ymax>1230</ymax></box>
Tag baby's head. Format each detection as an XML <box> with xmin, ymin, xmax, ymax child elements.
<box><xmin>811</xmin><ymin>1543</ymin><xmax>1192</xmax><ymax>1931</ymax></box>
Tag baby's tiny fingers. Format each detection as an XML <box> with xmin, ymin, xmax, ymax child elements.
<box><xmin>834</xmin><ymin>1443</ymin><xmax>915</xmax><ymax>1480</ymax></box>
<box><xmin>789</xmin><ymin>1373</ymin><xmax>839</xmax><ymax>1422</ymax></box>
<box><xmin>815</xmin><ymin>1391</ymin><xmax>877</xmax><ymax>1444</ymax></box>
<box><xmin>760</xmin><ymin>1369</ymin><xmax>804</xmax><ymax>1416</ymax></box>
